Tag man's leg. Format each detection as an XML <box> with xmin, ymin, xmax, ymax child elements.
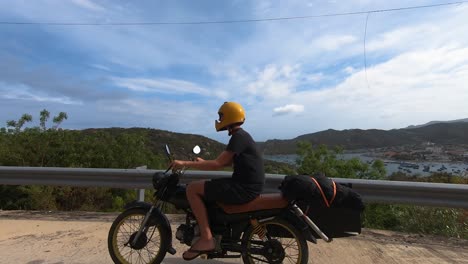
<box><xmin>183</xmin><ymin>180</ymin><xmax>215</xmax><ymax>259</ymax></box>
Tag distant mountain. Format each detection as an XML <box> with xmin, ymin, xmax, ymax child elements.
<box><xmin>82</xmin><ymin>122</ymin><xmax>468</xmax><ymax>157</ymax></box>
<box><xmin>406</xmin><ymin>118</ymin><xmax>468</xmax><ymax>129</ymax></box>
<box><xmin>258</xmin><ymin>122</ymin><xmax>468</xmax><ymax>155</ymax></box>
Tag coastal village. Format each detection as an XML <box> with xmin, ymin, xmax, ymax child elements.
<box><xmin>369</xmin><ymin>142</ymin><xmax>468</xmax><ymax>176</ymax></box>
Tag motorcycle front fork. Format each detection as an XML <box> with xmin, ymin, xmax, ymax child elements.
<box><xmin>130</xmin><ymin>203</ymin><xmax>159</xmax><ymax>246</ymax></box>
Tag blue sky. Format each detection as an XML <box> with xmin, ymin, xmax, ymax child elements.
<box><xmin>1</xmin><ymin>0</ymin><xmax>468</xmax><ymax>143</ymax></box>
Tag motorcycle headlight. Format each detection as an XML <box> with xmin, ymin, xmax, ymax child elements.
<box><xmin>152</xmin><ymin>172</ymin><xmax>166</xmax><ymax>190</ymax></box>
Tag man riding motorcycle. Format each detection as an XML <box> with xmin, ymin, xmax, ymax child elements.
<box><xmin>171</xmin><ymin>101</ymin><xmax>265</xmax><ymax>261</ymax></box>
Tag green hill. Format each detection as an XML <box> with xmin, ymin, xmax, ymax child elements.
<box><xmin>82</xmin><ymin>127</ymin><xmax>226</xmax><ymax>160</ymax></box>
<box><xmin>81</xmin><ymin>128</ymin><xmax>293</xmax><ymax>173</ymax></box>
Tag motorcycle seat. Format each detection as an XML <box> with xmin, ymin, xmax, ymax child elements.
<box><xmin>218</xmin><ymin>193</ymin><xmax>288</xmax><ymax>214</ymax></box>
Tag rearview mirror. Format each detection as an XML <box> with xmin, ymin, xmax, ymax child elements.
<box><xmin>165</xmin><ymin>144</ymin><xmax>171</xmax><ymax>156</ymax></box>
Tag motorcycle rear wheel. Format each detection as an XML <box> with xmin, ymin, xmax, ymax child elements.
<box><xmin>241</xmin><ymin>218</ymin><xmax>309</xmax><ymax>264</ymax></box>
<box><xmin>108</xmin><ymin>208</ymin><xmax>169</xmax><ymax>264</ymax></box>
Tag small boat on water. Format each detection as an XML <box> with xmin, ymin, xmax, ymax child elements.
<box><xmin>437</xmin><ymin>165</ymin><xmax>445</xmax><ymax>172</ymax></box>
<box><xmin>399</xmin><ymin>162</ymin><xmax>419</xmax><ymax>169</ymax></box>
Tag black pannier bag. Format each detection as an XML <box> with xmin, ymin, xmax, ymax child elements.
<box><xmin>279</xmin><ymin>173</ymin><xmax>365</xmax><ymax>238</ymax></box>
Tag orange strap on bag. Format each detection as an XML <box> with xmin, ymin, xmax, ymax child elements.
<box><xmin>310</xmin><ymin>177</ymin><xmax>337</xmax><ymax>208</ymax></box>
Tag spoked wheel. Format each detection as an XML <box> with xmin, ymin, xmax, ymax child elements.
<box><xmin>241</xmin><ymin>218</ymin><xmax>309</xmax><ymax>264</ymax></box>
<box><xmin>108</xmin><ymin>208</ymin><xmax>169</xmax><ymax>264</ymax></box>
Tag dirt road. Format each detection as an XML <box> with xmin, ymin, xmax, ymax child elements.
<box><xmin>0</xmin><ymin>210</ymin><xmax>467</xmax><ymax>264</ymax></box>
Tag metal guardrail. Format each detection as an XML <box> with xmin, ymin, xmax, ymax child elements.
<box><xmin>0</xmin><ymin>166</ymin><xmax>467</xmax><ymax>209</ymax></box>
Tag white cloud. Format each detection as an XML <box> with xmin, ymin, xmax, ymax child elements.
<box><xmin>314</xmin><ymin>34</ymin><xmax>358</xmax><ymax>51</ymax></box>
<box><xmin>0</xmin><ymin>83</ymin><xmax>82</xmax><ymax>105</ymax></box>
<box><xmin>245</xmin><ymin>64</ymin><xmax>299</xmax><ymax>100</ymax></box>
<box><xmin>212</xmin><ymin>89</ymin><xmax>229</xmax><ymax>100</ymax></box>
<box><xmin>291</xmin><ymin>45</ymin><xmax>468</xmax><ymax>129</ymax></box>
<box><xmin>273</xmin><ymin>104</ymin><xmax>305</xmax><ymax>116</ymax></box>
<box><xmin>71</xmin><ymin>0</ymin><xmax>104</xmax><ymax>11</ymax></box>
<box><xmin>366</xmin><ymin>5</ymin><xmax>468</xmax><ymax>56</ymax></box>
<box><xmin>90</xmin><ymin>64</ymin><xmax>111</xmax><ymax>71</ymax></box>
<box><xmin>305</xmin><ymin>73</ymin><xmax>324</xmax><ymax>83</ymax></box>
<box><xmin>366</xmin><ymin>24</ymin><xmax>439</xmax><ymax>52</ymax></box>
<box><xmin>112</xmin><ymin>77</ymin><xmax>212</xmax><ymax>96</ymax></box>
<box><xmin>344</xmin><ymin>66</ymin><xmax>355</xmax><ymax>74</ymax></box>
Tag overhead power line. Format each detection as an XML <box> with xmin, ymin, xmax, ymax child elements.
<box><xmin>364</xmin><ymin>12</ymin><xmax>371</xmax><ymax>90</ymax></box>
<box><xmin>0</xmin><ymin>1</ymin><xmax>467</xmax><ymax>26</ymax></box>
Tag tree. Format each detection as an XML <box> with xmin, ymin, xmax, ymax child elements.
<box><xmin>52</xmin><ymin>112</ymin><xmax>68</xmax><ymax>129</ymax></box>
<box><xmin>6</xmin><ymin>114</ymin><xmax>33</xmax><ymax>133</ymax></box>
<box><xmin>296</xmin><ymin>141</ymin><xmax>386</xmax><ymax>179</ymax></box>
<box><xmin>39</xmin><ymin>109</ymin><xmax>50</xmax><ymax>131</ymax></box>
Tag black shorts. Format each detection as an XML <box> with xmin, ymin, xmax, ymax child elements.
<box><xmin>204</xmin><ymin>178</ymin><xmax>262</xmax><ymax>205</ymax></box>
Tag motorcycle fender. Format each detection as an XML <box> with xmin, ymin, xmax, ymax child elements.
<box><xmin>283</xmin><ymin>210</ymin><xmax>317</xmax><ymax>244</ymax></box>
<box><xmin>123</xmin><ymin>200</ymin><xmax>176</xmax><ymax>255</ymax></box>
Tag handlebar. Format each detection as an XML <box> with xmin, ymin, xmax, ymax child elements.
<box><xmin>163</xmin><ymin>143</ymin><xmax>201</xmax><ymax>174</ymax></box>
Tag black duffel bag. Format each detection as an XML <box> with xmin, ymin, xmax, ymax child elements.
<box><xmin>279</xmin><ymin>173</ymin><xmax>365</xmax><ymax>237</ymax></box>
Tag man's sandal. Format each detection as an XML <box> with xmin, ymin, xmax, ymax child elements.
<box><xmin>182</xmin><ymin>248</ymin><xmax>215</xmax><ymax>261</ymax></box>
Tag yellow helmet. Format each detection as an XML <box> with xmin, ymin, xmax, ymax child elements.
<box><xmin>215</xmin><ymin>102</ymin><xmax>246</xmax><ymax>132</ymax></box>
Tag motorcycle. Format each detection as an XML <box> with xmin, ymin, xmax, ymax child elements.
<box><xmin>107</xmin><ymin>144</ymin><xmax>335</xmax><ymax>264</ymax></box>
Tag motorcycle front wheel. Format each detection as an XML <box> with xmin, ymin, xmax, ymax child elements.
<box><xmin>108</xmin><ymin>208</ymin><xmax>169</xmax><ymax>264</ymax></box>
<box><xmin>241</xmin><ymin>218</ymin><xmax>309</xmax><ymax>264</ymax></box>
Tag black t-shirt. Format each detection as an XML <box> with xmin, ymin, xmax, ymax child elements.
<box><xmin>226</xmin><ymin>128</ymin><xmax>265</xmax><ymax>191</ymax></box>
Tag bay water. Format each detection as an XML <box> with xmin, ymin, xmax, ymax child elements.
<box><xmin>264</xmin><ymin>153</ymin><xmax>468</xmax><ymax>177</ymax></box>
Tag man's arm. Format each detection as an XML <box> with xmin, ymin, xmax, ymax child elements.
<box><xmin>172</xmin><ymin>150</ymin><xmax>234</xmax><ymax>170</ymax></box>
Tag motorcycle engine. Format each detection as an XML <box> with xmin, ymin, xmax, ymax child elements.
<box><xmin>175</xmin><ymin>224</ymin><xmax>199</xmax><ymax>246</ymax></box>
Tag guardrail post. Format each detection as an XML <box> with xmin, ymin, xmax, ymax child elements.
<box><xmin>137</xmin><ymin>189</ymin><xmax>145</xmax><ymax>202</ymax></box>
<box><xmin>136</xmin><ymin>166</ymin><xmax>147</xmax><ymax>201</ymax></box>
